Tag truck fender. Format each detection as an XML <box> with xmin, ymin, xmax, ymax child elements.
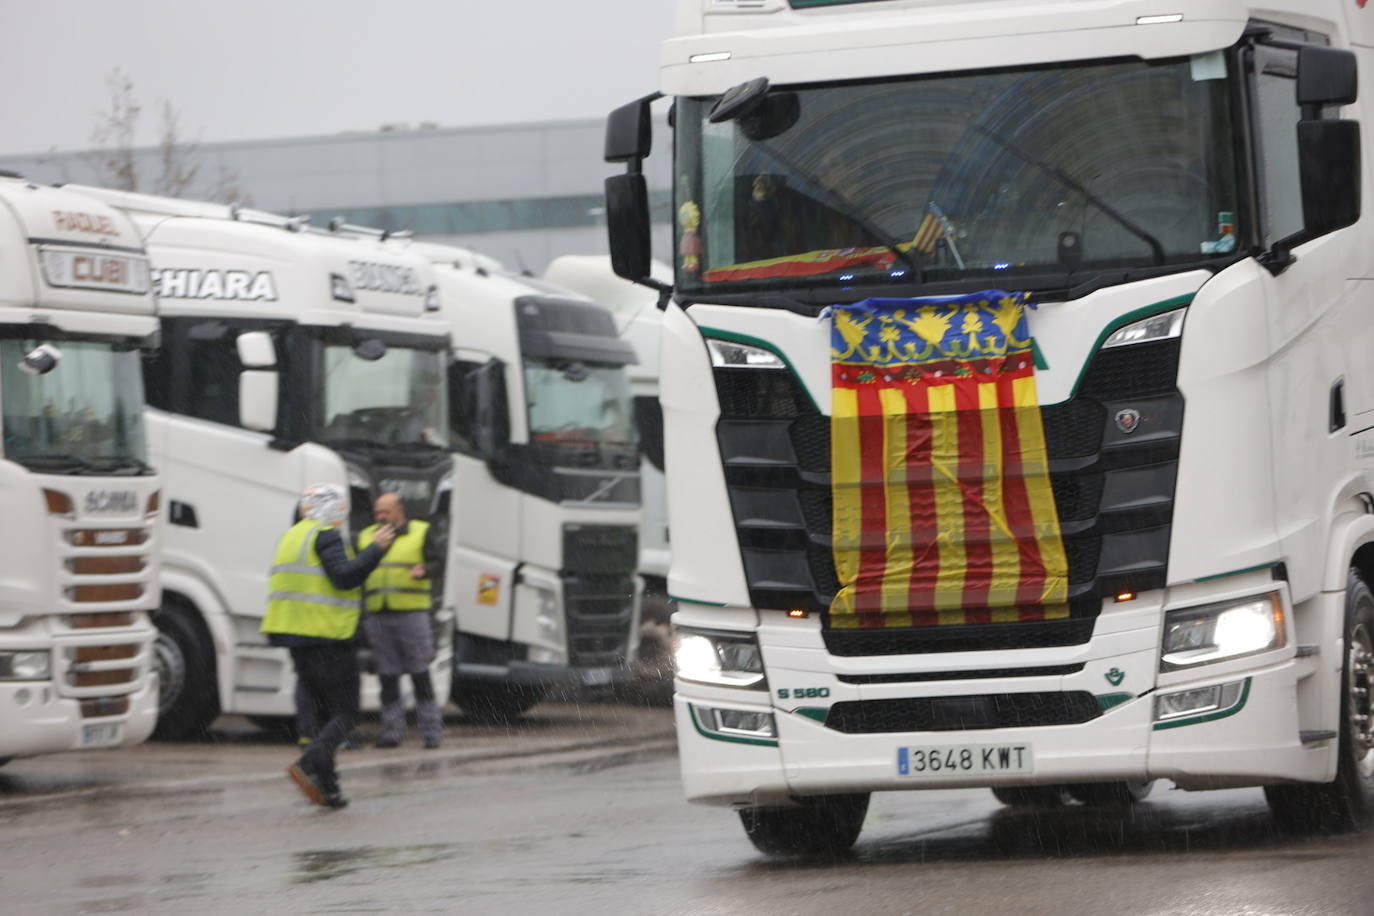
<box><xmin>1323</xmin><ymin>507</ymin><xmax>1374</xmax><ymax>592</ymax></box>
<box><xmin>159</xmin><ymin>569</ymin><xmax>236</xmax><ymax>703</ymax></box>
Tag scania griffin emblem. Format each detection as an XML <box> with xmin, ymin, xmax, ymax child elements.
<box><xmin>1115</xmin><ymin>408</ymin><xmax>1141</xmax><ymax>434</ymax></box>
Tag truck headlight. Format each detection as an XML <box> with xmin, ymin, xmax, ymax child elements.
<box><xmin>706</xmin><ymin>338</ymin><xmax>786</xmax><ymax>370</ymax></box>
<box><xmin>1161</xmin><ymin>592</ymin><xmax>1285</xmax><ymax>671</ymax></box>
<box><xmin>0</xmin><ymin>650</ymin><xmax>52</xmax><ymax>680</ymax></box>
<box><xmin>672</xmin><ymin>627</ymin><xmax>765</xmax><ymax>688</ymax></box>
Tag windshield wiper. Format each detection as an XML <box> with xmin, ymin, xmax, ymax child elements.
<box><xmin>84</xmin><ymin>455</ymin><xmax>154</xmax><ymax>475</ymax></box>
<box><xmin>968</xmin><ymin>123</ymin><xmax>1166</xmax><ymax>266</ymax></box>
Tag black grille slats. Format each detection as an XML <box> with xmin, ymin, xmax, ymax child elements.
<box><xmin>710</xmin><ymin>326</ymin><xmax>1184</xmax><ymax>648</ymax></box>
<box><xmin>823</xmin><ymin>692</ymin><xmax>1103</xmax><ymax>733</ymax></box>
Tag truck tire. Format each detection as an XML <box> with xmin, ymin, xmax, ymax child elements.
<box><xmin>738</xmin><ymin>793</ymin><xmax>869</xmax><ymax>857</ymax></box>
<box><xmin>1066</xmin><ymin>780</ymin><xmax>1155</xmax><ymax>806</ymax></box>
<box><xmin>452</xmin><ymin>680</ymin><xmax>546</xmax><ymax>725</ymax></box>
<box><xmin>150</xmin><ymin>603</ymin><xmax>219</xmax><ymax>741</ymax></box>
<box><xmin>991</xmin><ymin>785</ymin><xmax>1073</xmax><ymax>807</ymax></box>
<box><xmin>1266</xmin><ymin>569</ymin><xmax>1374</xmax><ymax>833</ymax></box>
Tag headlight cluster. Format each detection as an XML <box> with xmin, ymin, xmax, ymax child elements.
<box><xmin>0</xmin><ymin>650</ymin><xmax>52</xmax><ymax>681</ymax></box>
<box><xmin>1161</xmin><ymin>592</ymin><xmax>1285</xmax><ymax>671</ymax></box>
<box><xmin>672</xmin><ymin>627</ymin><xmax>766</xmax><ymax>688</ymax></box>
<box><xmin>706</xmin><ymin>338</ymin><xmax>786</xmax><ymax>370</ymax></box>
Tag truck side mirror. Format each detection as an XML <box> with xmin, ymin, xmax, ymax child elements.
<box><xmin>1298</xmin><ymin>46</ymin><xmax>1358</xmax><ymax>108</ymax></box>
<box><xmin>606</xmin><ymin>173</ymin><xmax>653</xmax><ymax>285</ymax></box>
<box><xmin>236</xmin><ymin>330</ymin><xmax>276</xmax><ymax>368</ymax></box>
<box><xmin>605</xmin><ymin>94</ymin><xmax>659</xmax><ymax>163</ymax></box>
<box><xmin>1299</xmin><ymin>119</ymin><xmax>1361</xmax><ymax>237</ymax></box>
<box><xmin>239</xmin><ymin>370</ymin><xmax>279</xmax><ymax>432</ymax></box>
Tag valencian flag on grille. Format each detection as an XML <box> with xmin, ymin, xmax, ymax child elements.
<box><xmin>828</xmin><ymin>290</ymin><xmax>1069</xmax><ymax>629</ymax></box>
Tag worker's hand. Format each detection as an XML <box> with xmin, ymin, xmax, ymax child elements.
<box><xmin>374</xmin><ymin>524</ymin><xmax>398</xmax><ymax>550</ymax></box>
<box><xmin>410</xmin><ymin>563</ymin><xmax>427</xmax><ymax>580</ymax></box>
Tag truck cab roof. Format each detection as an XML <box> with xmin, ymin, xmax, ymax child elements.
<box><xmin>65</xmin><ymin>185</ymin><xmax>445</xmax><ymax>337</ymax></box>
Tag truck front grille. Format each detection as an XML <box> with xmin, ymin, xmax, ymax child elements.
<box><xmin>563</xmin><ymin>573</ymin><xmax>635</xmax><ymax>666</ymax></box>
<box><xmin>711</xmin><ymin>332</ymin><xmax>1183</xmax><ymax>653</ymax></box>
<box><xmin>822</xmin><ymin>691</ymin><xmax>1103</xmax><ymax>733</ymax></box>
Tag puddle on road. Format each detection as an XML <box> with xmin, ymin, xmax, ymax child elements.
<box><xmin>291</xmin><ymin>843</ymin><xmax>459</xmax><ymax>884</ymax></box>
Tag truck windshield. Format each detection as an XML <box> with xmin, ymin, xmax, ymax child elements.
<box><xmin>674</xmin><ymin>54</ymin><xmax>1241</xmax><ymax>296</ymax></box>
<box><xmin>318</xmin><ymin>343</ymin><xmax>449</xmax><ymax>450</ymax></box>
<box><xmin>0</xmin><ymin>338</ymin><xmax>148</xmax><ymax>471</ymax></box>
<box><xmin>524</xmin><ymin>359</ymin><xmax>637</xmax><ymax>448</ymax></box>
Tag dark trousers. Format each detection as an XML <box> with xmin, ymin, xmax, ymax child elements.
<box><xmin>289</xmin><ymin>642</ymin><xmax>359</xmax><ymax>777</ymax></box>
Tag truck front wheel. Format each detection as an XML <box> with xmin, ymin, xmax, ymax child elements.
<box><xmin>1066</xmin><ymin>780</ymin><xmax>1155</xmax><ymax>806</ymax></box>
<box><xmin>150</xmin><ymin>603</ymin><xmax>219</xmax><ymax>741</ymax></box>
<box><xmin>991</xmin><ymin>785</ymin><xmax>1073</xmax><ymax>807</ymax></box>
<box><xmin>1266</xmin><ymin>568</ymin><xmax>1374</xmax><ymax>833</ymax></box>
<box><xmin>737</xmin><ymin>793</ymin><xmax>870</xmax><ymax>857</ymax></box>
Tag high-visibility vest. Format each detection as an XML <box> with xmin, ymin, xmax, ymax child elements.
<box><xmin>260</xmin><ymin>519</ymin><xmax>362</xmax><ymax>640</ymax></box>
<box><xmin>358</xmin><ymin>519</ymin><xmax>433</xmax><ymax>612</ymax></box>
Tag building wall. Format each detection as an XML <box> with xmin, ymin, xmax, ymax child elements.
<box><xmin>0</xmin><ymin>119</ymin><xmax>673</xmax><ymax>272</ymax></box>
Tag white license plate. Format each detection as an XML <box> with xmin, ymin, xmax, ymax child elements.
<box><xmin>897</xmin><ymin>743</ymin><xmax>1033</xmax><ymax>777</ymax></box>
<box><xmin>82</xmin><ymin>723</ymin><xmax>121</xmax><ymax>747</ymax></box>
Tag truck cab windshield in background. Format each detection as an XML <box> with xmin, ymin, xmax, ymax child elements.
<box><xmin>673</xmin><ymin>53</ymin><xmax>1242</xmax><ymax>299</ymax></box>
<box><xmin>317</xmin><ymin>337</ymin><xmax>449</xmax><ymax>454</ymax></box>
<box><xmin>0</xmin><ymin>335</ymin><xmax>149</xmax><ymax>473</ymax></box>
<box><xmin>525</xmin><ymin>358</ymin><xmax>637</xmax><ymax>451</ymax></box>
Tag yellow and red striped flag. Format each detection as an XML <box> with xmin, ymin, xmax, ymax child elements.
<box><xmin>828</xmin><ymin>291</ymin><xmax>1069</xmax><ymax>629</ymax></box>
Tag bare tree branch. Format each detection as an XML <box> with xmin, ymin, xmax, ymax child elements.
<box><xmin>85</xmin><ymin>68</ymin><xmax>142</xmax><ymax>191</ymax></box>
<box><xmin>152</xmin><ymin>99</ymin><xmax>200</xmax><ymax>197</ymax></box>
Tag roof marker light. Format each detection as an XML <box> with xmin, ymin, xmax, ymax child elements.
<box><xmin>1137</xmin><ymin>14</ymin><xmax>1183</xmax><ymax>25</ymax></box>
<box><xmin>690</xmin><ymin>51</ymin><xmax>733</xmax><ymax>63</ymax></box>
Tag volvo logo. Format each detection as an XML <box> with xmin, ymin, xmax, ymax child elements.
<box><xmin>1114</xmin><ymin>408</ymin><xmax>1141</xmax><ymax>434</ymax></box>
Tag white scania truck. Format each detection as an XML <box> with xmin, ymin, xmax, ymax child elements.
<box><xmin>401</xmin><ymin>242</ymin><xmax>643</xmax><ymax>721</ymax></box>
<box><xmin>0</xmin><ymin>174</ymin><xmax>161</xmax><ymax>761</ymax></box>
<box><xmin>604</xmin><ymin>0</ymin><xmax>1374</xmax><ymax>854</ymax></box>
<box><xmin>70</xmin><ymin>187</ymin><xmax>454</xmax><ymax>739</ymax></box>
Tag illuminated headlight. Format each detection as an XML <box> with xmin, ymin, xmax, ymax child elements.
<box><xmin>1160</xmin><ymin>592</ymin><xmax>1285</xmax><ymax>671</ymax></box>
<box><xmin>706</xmin><ymin>338</ymin><xmax>786</xmax><ymax>370</ymax></box>
<box><xmin>1102</xmin><ymin>308</ymin><xmax>1186</xmax><ymax>349</ymax></box>
<box><xmin>672</xmin><ymin>628</ymin><xmax>765</xmax><ymax>688</ymax></box>
<box><xmin>0</xmin><ymin>650</ymin><xmax>52</xmax><ymax>681</ymax></box>
<box><xmin>1154</xmin><ymin>680</ymin><xmax>1245</xmax><ymax>721</ymax></box>
<box><xmin>694</xmin><ymin>704</ymin><xmax>776</xmax><ymax>739</ymax></box>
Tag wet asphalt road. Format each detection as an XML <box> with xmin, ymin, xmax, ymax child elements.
<box><xmin>2</xmin><ymin>702</ymin><xmax>1374</xmax><ymax>915</ymax></box>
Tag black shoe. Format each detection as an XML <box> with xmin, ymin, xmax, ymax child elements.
<box><xmin>375</xmin><ymin>737</ymin><xmax>400</xmax><ymax>749</ymax></box>
<box><xmin>316</xmin><ymin>767</ymin><xmax>349</xmax><ymax>809</ymax></box>
<box><xmin>423</xmin><ymin>737</ymin><xmax>441</xmax><ymax>750</ymax></box>
<box><xmin>287</xmin><ymin>762</ymin><xmax>328</xmax><ymax>807</ymax></box>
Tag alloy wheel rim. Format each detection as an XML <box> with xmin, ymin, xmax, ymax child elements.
<box><xmin>1349</xmin><ymin>621</ymin><xmax>1374</xmax><ymax>778</ymax></box>
<box><xmin>153</xmin><ymin>632</ymin><xmax>187</xmax><ymax>711</ymax></box>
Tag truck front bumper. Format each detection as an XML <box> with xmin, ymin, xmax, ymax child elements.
<box><xmin>675</xmin><ymin>653</ymin><xmax>1323</xmax><ymax>806</ymax></box>
<box><xmin>0</xmin><ymin>674</ymin><xmax>158</xmax><ymax>759</ymax></box>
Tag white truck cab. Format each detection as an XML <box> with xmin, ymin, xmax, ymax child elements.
<box><xmin>70</xmin><ymin>187</ymin><xmax>454</xmax><ymax>738</ymax></box>
<box><xmin>399</xmin><ymin>241</ymin><xmax>643</xmax><ymax>721</ymax></box>
<box><xmin>0</xmin><ymin>174</ymin><xmax>161</xmax><ymax>760</ymax></box>
<box><xmin>603</xmin><ymin>0</ymin><xmax>1374</xmax><ymax>853</ymax></box>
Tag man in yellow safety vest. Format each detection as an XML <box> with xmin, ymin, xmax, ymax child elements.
<box><xmin>263</xmin><ymin>484</ymin><xmax>395</xmax><ymax>809</ymax></box>
<box><xmin>358</xmin><ymin>492</ymin><xmax>443</xmax><ymax>749</ymax></box>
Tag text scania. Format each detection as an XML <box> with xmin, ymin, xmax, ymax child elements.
<box><xmin>84</xmin><ymin>490</ymin><xmax>138</xmax><ymax>514</ymax></box>
<box><xmin>150</xmin><ymin>268</ymin><xmax>278</xmax><ymax>301</ymax></box>
<box><xmin>349</xmin><ymin>261</ymin><xmax>421</xmax><ymax>296</ymax></box>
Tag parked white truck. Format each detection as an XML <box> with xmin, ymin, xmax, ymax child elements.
<box><xmin>69</xmin><ymin>187</ymin><xmax>454</xmax><ymax>738</ymax></box>
<box><xmin>0</xmin><ymin>174</ymin><xmax>161</xmax><ymax>760</ymax></box>
<box><xmin>401</xmin><ymin>242</ymin><xmax>642</xmax><ymax>720</ymax></box>
<box><xmin>603</xmin><ymin>0</ymin><xmax>1374</xmax><ymax>853</ymax></box>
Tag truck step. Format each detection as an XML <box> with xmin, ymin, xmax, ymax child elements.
<box><xmin>1295</xmin><ymin>645</ymin><xmax>1319</xmax><ymax>658</ymax></box>
<box><xmin>1300</xmin><ymin>730</ymin><xmax>1338</xmax><ymax>744</ymax></box>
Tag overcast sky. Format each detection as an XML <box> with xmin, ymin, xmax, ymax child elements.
<box><xmin>0</xmin><ymin>1</ymin><xmax>676</xmax><ymax>156</ymax></box>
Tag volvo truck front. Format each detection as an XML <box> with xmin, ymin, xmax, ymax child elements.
<box><xmin>407</xmin><ymin>242</ymin><xmax>642</xmax><ymax>721</ymax></box>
